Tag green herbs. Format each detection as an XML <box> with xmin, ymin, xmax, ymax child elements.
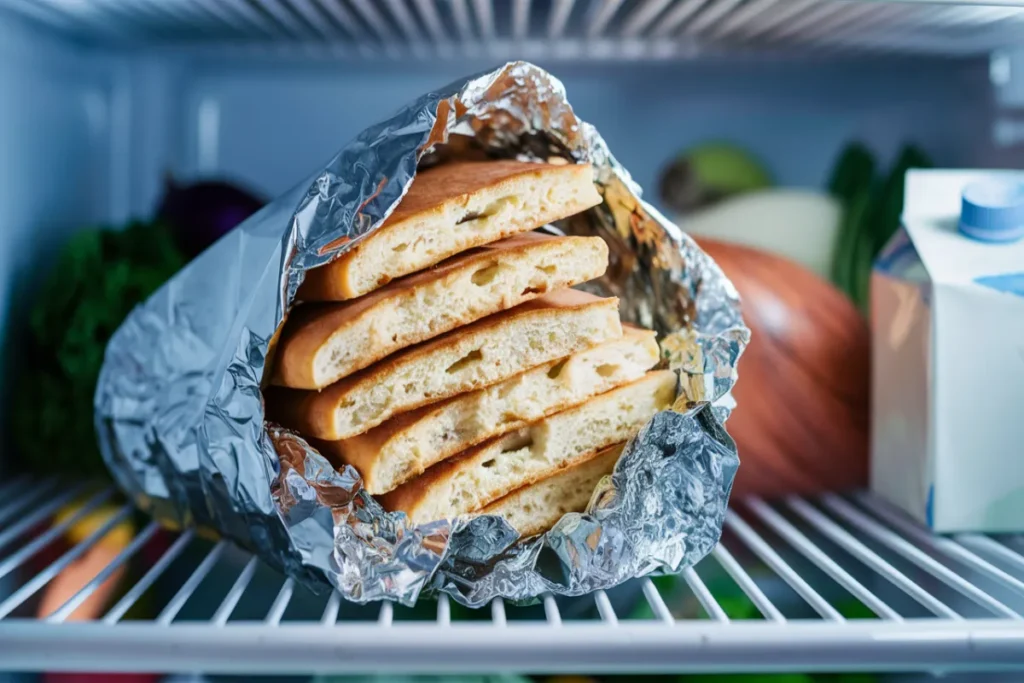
<box><xmin>828</xmin><ymin>143</ymin><xmax>932</xmax><ymax>312</ymax></box>
<box><xmin>12</xmin><ymin>221</ymin><xmax>186</xmax><ymax>477</ymax></box>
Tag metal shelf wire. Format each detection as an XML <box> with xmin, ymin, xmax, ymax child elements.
<box><xmin>2</xmin><ymin>0</ymin><xmax>1024</xmax><ymax>58</ymax></box>
<box><xmin>1</xmin><ymin>480</ymin><xmax>1024</xmax><ymax>674</ymax></box>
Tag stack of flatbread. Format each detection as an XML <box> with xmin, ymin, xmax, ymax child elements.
<box><xmin>267</xmin><ymin>159</ymin><xmax>674</xmax><ymax>538</ymax></box>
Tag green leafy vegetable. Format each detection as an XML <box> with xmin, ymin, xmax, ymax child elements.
<box><xmin>827</xmin><ymin>142</ymin><xmax>931</xmax><ymax>312</ymax></box>
<box><xmin>12</xmin><ymin>221</ymin><xmax>186</xmax><ymax>477</ymax></box>
<box><xmin>828</xmin><ymin>144</ymin><xmax>877</xmax><ymax>308</ymax></box>
<box><xmin>717</xmin><ymin>594</ymin><xmax>761</xmax><ymax>620</ymax></box>
<box><xmin>836</xmin><ymin>600</ymin><xmax>876</xmax><ymax>620</ymax></box>
<box><xmin>630</xmin><ymin>574</ymin><xmax>682</xmax><ymax>620</ymax></box>
<box><xmin>870</xmin><ymin>145</ymin><xmax>932</xmax><ymax>257</ymax></box>
<box><xmin>828</xmin><ymin>143</ymin><xmax>876</xmax><ymax>202</ymax></box>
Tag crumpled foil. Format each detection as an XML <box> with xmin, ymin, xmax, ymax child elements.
<box><xmin>95</xmin><ymin>62</ymin><xmax>749</xmax><ymax>607</ymax></box>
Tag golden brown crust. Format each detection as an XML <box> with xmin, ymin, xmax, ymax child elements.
<box><xmin>323</xmin><ymin>327</ymin><xmax>658</xmax><ymax>494</ymax></box>
<box><xmin>264</xmin><ymin>289</ymin><xmax>621</xmax><ymax>440</ymax></box>
<box><xmin>377</xmin><ymin>436</ymin><xmax>608</xmax><ymax>519</ymax></box>
<box><xmin>481</xmin><ymin>444</ymin><xmax>623</xmax><ymax>537</ymax></box>
<box><xmin>377</xmin><ymin>370</ymin><xmax>674</xmax><ymax>519</ymax></box>
<box><xmin>299</xmin><ymin>160</ymin><xmax>598</xmax><ymax>300</ymax></box>
<box><xmin>263</xmin><ymin>386</ymin><xmax>334</xmax><ymax>440</ymax></box>
<box><xmin>267</xmin><ymin>304</ymin><xmax>333</xmax><ymax>391</ymax></box>
<box><xmin>382</xmin><ymin>161</ymin><xmax>590</xmax><ymax>226</ymax></box>
<box><xmin>327</xmin><ymin>288</ymin><xmax>608</xmax><ymax>399</ymax></box>
<box><xmin>300</xmin><ymin>230</ymin><xmax>547</xmax><ymax>306</ymax></box>
<box><xmin>271</xmin><ymin>232</ymin><xmax>607</xmax><ymax>389</ymax></box>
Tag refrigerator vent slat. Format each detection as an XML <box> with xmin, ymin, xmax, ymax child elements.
<box><xmin>2</xmin><ymin>0</ymin><xmax>1023</xmax><ymax>57</ymax></box>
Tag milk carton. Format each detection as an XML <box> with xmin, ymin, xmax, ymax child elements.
<box><xmin>871</xmin><ymin>170</ymin><xmax>1024</xmax><ymax>533</ymax></box>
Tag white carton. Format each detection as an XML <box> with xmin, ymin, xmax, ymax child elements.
<box><xmin>871</xmin><ymin>169</ymin><xmax>1024</xmax><ymax>533</ymax></box>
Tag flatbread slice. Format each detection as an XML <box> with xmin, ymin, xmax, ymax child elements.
<box><xmin>321</xmin><ymin>326</ymin><xmax>658</xmax><ymax>494</ymax></box>
<box><xmin>299</xmin><ymin>160</ymin><xmax>602</xmax><ymax>301</ymax></box>
<box><xmin>265</xmin><ymin>289</ymin><xmax>622</xmax><ymax>441</ymax></box>
<box><xmin>378</xmin><ymin>370</ymin><xmax>676</xmax><ymax>525</ymax></box>
<box><xmin>273</xmin><ymin>232</ymin><xmax>608</xmax><ymax>389</ymax></box>
<box><xmin>481</xmin><ymin>444</ymin><xmax>623</xmax><ymax>538</ymax></box>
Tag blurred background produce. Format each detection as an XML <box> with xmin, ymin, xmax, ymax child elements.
<box><xmin>659</xmin><ymin>143</ymin><xmax>774</xmax><ymax>216</ymax></box>
<box><xmin>828</xmin><ymin>144</ymin><xmax>932</xmax><ymax>312</ymax></box>
<box><xmin>156</xmin><ymin>176</ymin><xmax>268</xmax><ymax>259</ymax></box>
<box><xmin>9</xmin><ymin>177</ymin><xmax>263</xmax><ymax>479</ymax></box>
<box><xmin>661</xmin><ymin>139</ymin><xmax>930</xmax><ymax>499</ymax></box>
<box><xmin>12</xmin><ymin>221</ymin><xmax>185</xmax><ymax>479</ymax></box>
<box><xmin>3</xmin><ymin>176</ymin><xmax>263</xmax><ymax>683</ymax></box>
<box><xmin>680</xmin><ymin>189</ymin><xmax>841</xmax><ymax>280</ymax></box>
<box><xmin>663</xmin><ymin>140</ymin><xmax>931</xmax><ymax>306</ymax></box>
<box><xmin>695</xmin><ymin>238</ymin><xmax>869</xmax><ymax>498</ymax></box>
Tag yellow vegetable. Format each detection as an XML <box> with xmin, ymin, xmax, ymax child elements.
<box><xmin>36</xmin><ymin>500</ymin><xmax>136</xmax><ymax>621</ymax></box>
<box><xmin>53</xmin><ymin>501</ymin><xmax>134</xmax><ymax>550</ymax></box>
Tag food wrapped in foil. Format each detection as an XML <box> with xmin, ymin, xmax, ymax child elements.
<box><xmin>95</xmin><ymin>62</ymin><xmax>749</xmax><ymax>607</ymax></box>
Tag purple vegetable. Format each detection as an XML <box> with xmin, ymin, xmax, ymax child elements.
<box><xmin>156</xmin><ymin>175</ymin><xmax>266</xmax><ymax>258</ymax></box>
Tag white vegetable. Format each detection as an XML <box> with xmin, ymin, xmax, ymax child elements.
<box><xmin>676</xmin><ymin>189</ymin><xmax>841</xmax><ymax>280</ymax></box>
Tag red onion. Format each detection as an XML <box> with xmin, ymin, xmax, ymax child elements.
<box><xmin>697</xmin><ymin>237</ymin><xmax>870</xmax><ymax>499</ymax></box>
<box><xmin>156</xmin><ymin>175</ymin><xmax>266</xmax><ymax>258</ymax></box>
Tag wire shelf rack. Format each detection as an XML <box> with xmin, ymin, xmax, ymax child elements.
<box><xmin>2</xmin><ymin>478</ymin><xmax>1024</xmax><ymax>675</ymax></box>
<box><xmin>2</xmin><ymin>0</ymin><xmax>1024</xmax><ymax>59</ymax></box>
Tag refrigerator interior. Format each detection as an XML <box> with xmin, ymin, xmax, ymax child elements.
<box><xmin>3</xmin><ymin>0</ymin><xmax>1024</xmax><ymax>678</ymax></box>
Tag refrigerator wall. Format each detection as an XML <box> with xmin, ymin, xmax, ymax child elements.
<box><xmin>0</xmin><ymin>19</ymin><xmax>119</xmax><ymax>433</ymax></box>
<box><xmin>181</xmin><ymin>58</ymin><xmax>999</xmax><ymax>198</ymax></box>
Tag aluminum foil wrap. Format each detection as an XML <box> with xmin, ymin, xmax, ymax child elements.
<box><xmin>95</xmin><ymin>62</ymin><xmax>749</xmax><ymax>607</ymax></box>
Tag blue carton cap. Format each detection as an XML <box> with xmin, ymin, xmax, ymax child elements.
<box><xmin>960</xmin><ymin>179</ymin><xmax>1024</xmax><ymax>243</ymax></box>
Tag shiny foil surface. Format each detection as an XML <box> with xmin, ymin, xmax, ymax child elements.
<box><xmin>95</xmin><ymin>62</ymin><xmax>749</xmax><ymax>607</ymax></box>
